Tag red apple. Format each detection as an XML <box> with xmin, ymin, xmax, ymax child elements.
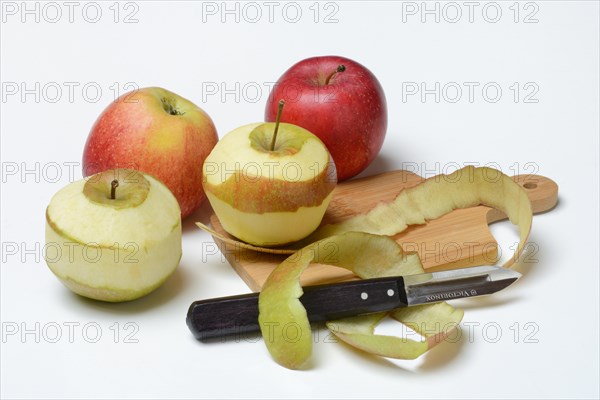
<box><xmin>265</xmin><ymin>56</ymin><xmax>387</xmax><ymax>181</ymax></box>
<box><xmin>83</xmin><ymin>87</ymin><xmax>218</xmax><ymax>218</ymax></box>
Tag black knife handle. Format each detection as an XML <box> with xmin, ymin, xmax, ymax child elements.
<box><xmin>186</xmin><ymin>277</ymin><xmax>407</xmax><ymax>341</ymax></box>
<box><xmin>187</xmin><ymin>292</ymin><xmax>260</xmax><ymax>341</ymax></box>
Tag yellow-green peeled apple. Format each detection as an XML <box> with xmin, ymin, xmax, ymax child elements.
<box><xmin>44</xmin><ymin>169</ymin><xmax>182</xmax><ymax>302</ymax></box>
<box><xmin>203</xmin><ymin>103</ymin><xmax>336</xmax><ymax>246</ymax></box>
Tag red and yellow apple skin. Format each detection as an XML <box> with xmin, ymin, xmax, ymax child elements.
<box><xmin>82</xmin><ymin>87</ymin><xmax>218</xmax><ymax>218</ymax></box>
<box><xmin>265</xmin><ymin>56</ymin><xmax>387</xmax><ymax>181</ymax></box>
<box><xmin>203</xmin><ymin>122</ymin><xmax>337</xmax><ymax>246</ymax></box>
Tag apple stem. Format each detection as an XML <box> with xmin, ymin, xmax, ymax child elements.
<box><xmin>161</xmin><ymin>97</ymin><xmax>183</xmax><ymax>116</ymax></box>
<box><xmin>325</xmin><ymin>65</ymin><xmax>346</xmax><ymax>85</ymax></box>
<box><xmin>270</xmin><ymin>99</ymin><xmax>285</xmax><ymax>151</ymax></box>
<box><xmin>110</xmin><ymin>179</ymin><xmax>119</xmax><ymax>200</ymax></box>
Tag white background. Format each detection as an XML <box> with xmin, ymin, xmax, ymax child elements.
<box><xmin>1</xmin><ymin>1</ymin><xmax>599</xmax><ymax>399</ymax></box>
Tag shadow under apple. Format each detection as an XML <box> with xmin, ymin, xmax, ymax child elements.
<box><xmin>353</xmin><ymin>152</ymin><xmax>398</xmax><ymax>181</ymax></box>
<box><xmin>67</xmin><ymin>264</ymin><xmax>189</xmax><ymax>315</ymax></box>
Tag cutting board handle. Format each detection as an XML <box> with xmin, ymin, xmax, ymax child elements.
<box><xmin>487</xmin><ymin>174</ymin><xmax>559</xmax><ymax>223</ymax></box>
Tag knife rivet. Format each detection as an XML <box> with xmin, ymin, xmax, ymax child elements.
<box><xmin>360</xmin><ymin>292</ymin><xmax>368</xmax><ymax>300</ymax></box>
<box><xmin>387</xmin><ymin>289</ymin><xmax>395</xmax><ymax>296</ymax></box>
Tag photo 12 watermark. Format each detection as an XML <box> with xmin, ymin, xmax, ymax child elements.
<box><xmin>398</xmin><ymin>161</ymin><xmax>541</xmax><ymax>180</ymax></box>
<box><xmin>1</xmin><ymin>81</ymin><xmax>140</xmax><ymax>104</ymax></box>
<box><xmin>199</xmin><ymin>236</ymin><xmax>342</xmax><ymax>265</ymax></box>
<box><xmin>203</xmin><ymin>160</ymin><xmax>337</xmax><ymax>184</ymax></box>
<box><xmin>200</xmin><ymin>1</ymin><xmax>340</xmax><ymax>24</ymax></box>
<box><xmin>401</xmin><ymin>240</ymin><xmax>539</xmax><ymax>266</ymax></box>
<box><xmin>2</xmin><ymin>321</ymin><xmax>140</xmax><ymax>344</ymax></box>
<box><xmin>203</xmin><ymin>319</ymin><xmax>540</xmax><ymax>345</ymax></box>
<box><xmin>198</xmin><ymin>80</ymin><xmax>343</xmax><ymax>104</ymax></box>
<box><xmin>1</xmin><ymin>1</ymin><xmax>140</xmax><ymax>24</ymax></box>
<box><xmin>400</xmin><ymin>82</ymin><xmax>540</xmax><ymax>104</ymax></box>
<box><xmin>1</xmin><ymin>161</ymin><xmax>144</xmax><ymax>185</ymax></box>
<box><xmin>399</xmin><ymin>1</ymin><xmax>540</xmax><ymax>24</ymax></box>
<box><xmin>211</xmin><ymin>321</ymin><xmax>341</xmax><ymax>344</ymax></box>
<box><xmin>2</xmin><ymin>241</ymin><xmax>142</xmax><ymax>265</ymax></box>
<box><xmin>396</xmin><ymin>320</ymin><xmax>540</xmax><ymax>345</ymax></box>
<box><xmin>199</xmin><ymin>237</ymin><xmax>539</xmax><ymax>267</ymax></box>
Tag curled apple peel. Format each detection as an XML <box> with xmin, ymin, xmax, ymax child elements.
<box><xmin>201</xmin><ymin>166</ymin><xmax>534</xmax><ymax>368</ymax></box>
<box><xmin>258</xmin><ymin>232</ymin><xmax>422</xmax><ymax>369</ymax></box>
<box><xmin>199</xmin><ymin>166</ymin><xmax>533</xmax><ymax>266</ymax></box>
<box><xmin>299</xmin><ymin>166</ymin><xmax>532</xmax><ymax>268</ymax></box>
<box><xmin>326</xmin><ymin>301</ymin><xmax>464</xmax><ymax>360</ymax></box>
<box><xmin>259</xmin><ymin>233</ymin><xmax>464</xmax><ymax>368</ymax></box>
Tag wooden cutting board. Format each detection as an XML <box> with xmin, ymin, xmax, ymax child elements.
<box><xmin>208</xmin><ymin>170</ymin><xmax>558</xmax><ymax>292</ymax></box>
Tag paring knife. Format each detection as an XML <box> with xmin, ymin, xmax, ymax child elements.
<box><xmin>187</xmin><ymin>265</ymin><xmax>520</xmax><ymax>341</ymax></box>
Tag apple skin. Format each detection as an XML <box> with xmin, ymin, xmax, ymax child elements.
<box><xmin>45</xmin><ymin>169</ymin><xmax>182</xmax><ymax>302</ymax></box>
<box><xmin>203</xmin><ymin>122</ymin><xmax>336</xmax><ymax>246</ymax></box>
<box><xmin>265</xmin><ymin>56</ymin><xmax>387</xmax><ymax>181</ymax></box>
<box><xmin>83</xmin><ymin>87</ymin><xmax>218</xmax><ymax>218</ymax></box>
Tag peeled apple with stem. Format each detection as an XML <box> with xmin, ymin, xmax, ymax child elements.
<box><xmin>202</xmin><ymin>100</ymin><xmax>336</xmax><ymax>246</ymax></box>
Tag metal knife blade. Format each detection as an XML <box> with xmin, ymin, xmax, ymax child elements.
<box><xmin>403</xmin><ymin>265</ymin><xmax>521</xmax><ymax>305</ymax></box>
<box><xmin>187</xmin><ymin>265</ymin><xmax>520</xmax><ymax>341</ymax></box>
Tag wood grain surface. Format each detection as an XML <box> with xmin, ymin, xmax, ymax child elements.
<box><xmin>208</xmin><ymin>171</ymin><xmax>559</xmax><ymax>292</ymax></box>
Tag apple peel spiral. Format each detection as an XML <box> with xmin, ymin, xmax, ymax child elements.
<box><xmin>198</xmin><ymin>166</ymin><xmax>533</xmax><ymax>368</ymax></box>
